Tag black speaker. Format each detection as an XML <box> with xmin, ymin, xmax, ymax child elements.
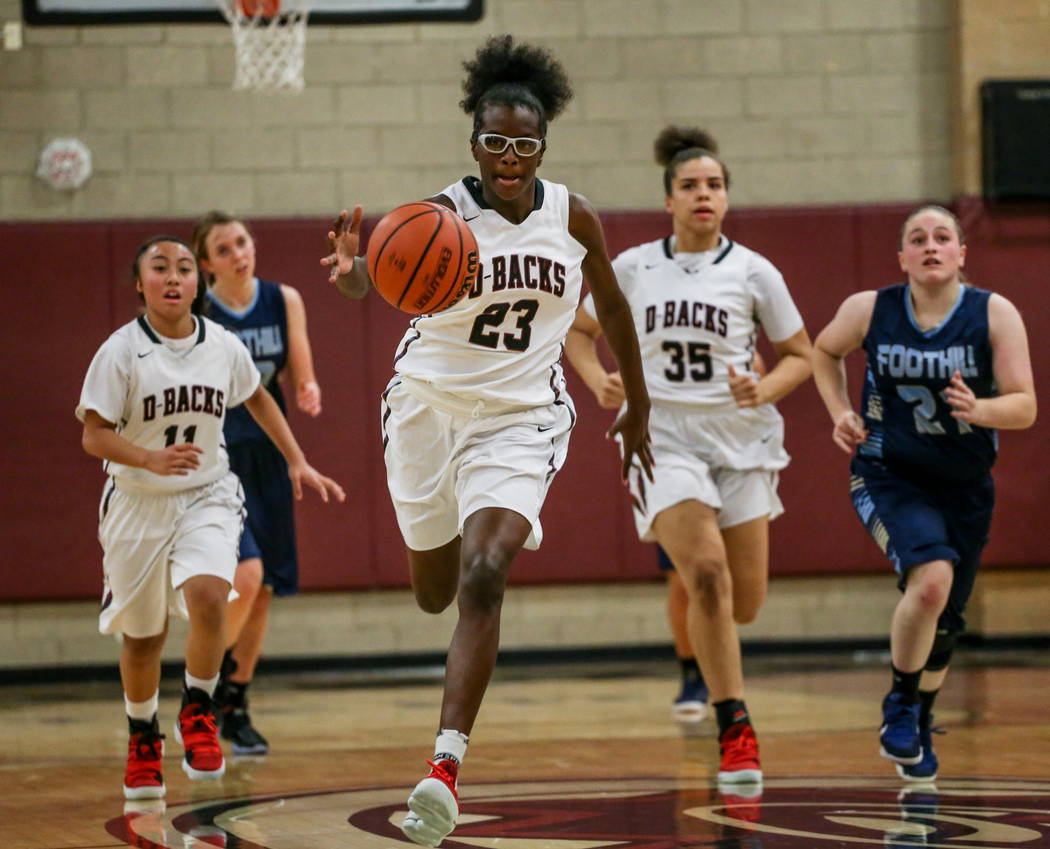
<box><xmin>981</xmin><ymin>80</ymin><xmax>1050</xmax><ymax>201</ymax></box>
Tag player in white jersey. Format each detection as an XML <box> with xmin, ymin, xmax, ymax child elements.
<box><xmin>77</xmin><ymin>236</ymin><xmax>344</xmax><ymax>802</ymax></box>
<box><xmin>566</xmin><ymin>127</ymin><xmax>812</xmax><ymax>787</ymax></box>
<box><xmin>321</xmin><ymin>35</ymin><xmax>652</xmax><ymax>848</ymax></box>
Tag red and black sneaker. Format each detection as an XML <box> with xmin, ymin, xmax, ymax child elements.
<box><xmin>174</xmin><ymin>687</ymin><xmax>225</xmax><ymax>780</ymax></box>
<box><xmin>401</xmin><ymin>759</ymin><xmax>460</xmax><ymax>847</ymax></box>
<box><xmin>717</xmin><ymin>722</ymin><xmax>762</xmax><ymax>785</ymax></box>
<box><xmin>123</xmin><ymin>716</ymin><xmax>165</xmax><ymax>800</ymax></box>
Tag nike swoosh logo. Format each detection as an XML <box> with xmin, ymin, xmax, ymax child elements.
<box><xmin>137</xmin><ymin>351</ymin><xmax>152</xmax><ymax>358</ymax></box>
<box><xmin>645</xmin><ymin>263</ymin><xmax>662</xmax><ymax>269</ymax></box>
<box><xmin>538</xmin><ymin>425</ymin><xmax>554</xmax><ymax>432</ymax></box>
<box><xmin>464</xmin><ymin>214</ymin><xmax>480</xmax><ymax>222</ymax></box>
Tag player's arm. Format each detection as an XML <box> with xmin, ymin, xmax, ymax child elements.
<box><xmin>242</xmin><ymin>385</ymin><xmax>345</xmax><ymax>502</ymax></box>
<box><xmin>569</xmin><ymin>192</ymin><xmax>652</xmax><ymax>480</ymax></box>
<box><xmin>812</xmin><ymin>291</ymin><xmax>876</xmax><ymax>454</ymax></box>
<box><xmin>81</xmin><ymin>409</ymin><xmax>202</xmax><ymax>476</ymax></box>
<box><xmin>564</xmin><ymin>305</ymin><xmax>625</xmax><ymax>410</ymax></box>
<box><xmin>944</xmin><ymin>293</ymin><xmax>1036</xmax><ymax>429</ymax></box>
<box><xmin>281</xmin><ymin>284</ymin><xmax>322</xmax><ymax>417</ymax></box>
<box><xmin>729</xmin><ymin>327</ymin><xmax>812</xmax><ymax>408</ymax></box>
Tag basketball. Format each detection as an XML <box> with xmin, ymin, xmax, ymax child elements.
<box><xmin>238</xmin><ymin>0</ymin><xmax>280</xmax><ymax>16</ymax></box>
<box><xmin>366</xmin><ymin>202</ymin><xmax>479</xmax><ymax>315</ymax></box>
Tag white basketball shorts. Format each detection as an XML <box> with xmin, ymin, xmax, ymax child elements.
<box><xmin>628</xmin><ymin>401</ymin><xmax>789</xmax><ymax>541</ymax></box>
<box><xmin>97</xmin><ymin>471</ymin><xmax>244</xmax><ymax>638</ymax></box>
<box><xmin>381</xmin><ymin>377</ymin><xmax>574</xmax><ymax>551</ymax></box>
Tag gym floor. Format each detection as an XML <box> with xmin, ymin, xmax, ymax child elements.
<box><xmin>3</xmin><ymin>649</ymin><xmax>1049</xmax><ymax>849</ymax></box>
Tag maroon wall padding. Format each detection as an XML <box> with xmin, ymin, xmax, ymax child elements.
<box><xmin>1</xmin><ymin>198</ymin><xmax>1045</xmax><ymax>601</ymax></box>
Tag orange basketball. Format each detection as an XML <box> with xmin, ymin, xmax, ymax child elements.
<box><xmin>366</xmin><ymin>202</ymin><xmax>480</xmax><ymax>315</ymax></box>
<box><xmin>239</xmin><ymin>0</ymin><xmax>280</xmax><ymax>16</ymax></box>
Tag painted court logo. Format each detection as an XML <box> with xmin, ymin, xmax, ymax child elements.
<box><xmin>109</xmin><ymin>776</ymin><xmax>1050</xmax><ymax>848</ymax></box>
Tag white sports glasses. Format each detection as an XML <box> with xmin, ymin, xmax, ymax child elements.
<box><xmin>475</xmin><ymin>133</ymin><xmax>544</xmax><ymax>157</ymax></box>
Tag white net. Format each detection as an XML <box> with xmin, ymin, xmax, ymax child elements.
<box><xmin>218</xmin><ymin>0</ymin><xmax>309</xmax><ymax>93</ymax></box>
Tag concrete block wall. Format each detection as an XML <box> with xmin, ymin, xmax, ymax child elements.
<box><xmin>0</xmin><ymin>0</ymin><xmax>961</xmax><ymax>220</ymax></box>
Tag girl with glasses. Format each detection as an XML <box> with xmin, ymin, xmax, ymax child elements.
<box><xmin>322</xmin><ymin>34</ymin><xmax>652</xmax><ymax>847</ymax></box>
<box><xmin>565</xmin><ymin>126</ymin><xmax>813</xmax><ymax>788</ymax></box>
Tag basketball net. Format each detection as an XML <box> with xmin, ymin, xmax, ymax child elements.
<box><xmin>217</xmin><ymin>0</ymin><xmax>309</xmax><ymax>92</ymax></box>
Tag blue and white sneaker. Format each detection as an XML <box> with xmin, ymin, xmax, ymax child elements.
<box><xmin>897</xmin><ymin>723</ymin><xmax>941</xmax><ymax>782</ymax></box>
<box><xmin>879</xmin><ymin>692</ymin><xmax>922</xmax><ymax>765</ymax></box>
<box><xmin>672</xmin><ymin>675</ymin><xmax>709</xmax><ymax>721</ymax></box>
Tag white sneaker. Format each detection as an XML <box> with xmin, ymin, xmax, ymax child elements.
<box><xmin>400</xmin><ymin>760</ymin><xmax>459</xmax><ymax>847</ymax></box>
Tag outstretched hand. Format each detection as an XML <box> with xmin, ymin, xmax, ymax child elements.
<box><xmin>832</xmin><ymin>410</ymin><xmax>868</xmax><ymax>455</ymax></box>
<box><xmin>288</xmin><ymin>462</ymin><xmax>346</xmax><ymax>503</ymax></box>
<box><xmin>320</xmin><ymin>206</ymin><xmax>363</xmax><ymax>284</ymax></box>
<box><xmin>944</xmin><ymin>370</ymin><xmax>979</xmax><ymax>424</ymax></box>
<box><xmin>608</xmin><ymin>404</ymin><xmax>653</xmax><ymax>483</ymax></box>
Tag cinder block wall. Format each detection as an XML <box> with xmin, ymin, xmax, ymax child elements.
<box><xmin>1</xmin><ymin>0</ymin><xmax>962</xmax><ymax>219</ymax></box>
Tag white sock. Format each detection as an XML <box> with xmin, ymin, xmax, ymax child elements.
<box><xmin>435</xmin><ymin>728</ymin><xmax>469</xmax><ymax>766</ymax></box>
<box><xmin>125</xmin><ymin>692</ymin><xmax>159</xmax><ymax>721</ymax></box>
<box><xmin>185</xmin><ymin>671</ymin><xmax>220</xmax><ymax>696</ymax></box>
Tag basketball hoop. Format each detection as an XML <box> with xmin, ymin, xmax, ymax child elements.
<box><xmin>217</xmin><ymin>0</ymin><xmax>309</xmax><ymax>93</ymax></box>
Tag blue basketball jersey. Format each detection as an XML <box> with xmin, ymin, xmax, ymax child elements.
<box><xmin>857</xmin><ymin>283</ymin><xmax>997</xmax><ymax>482</ymax></box>
<box><xmin>205</xmin><ymin>279</ymin><xmax>288</xmax><ymax>444</ymax></box>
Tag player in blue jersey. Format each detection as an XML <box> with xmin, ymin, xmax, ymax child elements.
<box><xmin>193</xmin><ymin>211</ymin><xmax>324</xmax><ymax>756</ymax></box>
<box><xmin>812</xmin><ymin>205</ymin><xmax>1036</xmax><ymax>781</ymax></box>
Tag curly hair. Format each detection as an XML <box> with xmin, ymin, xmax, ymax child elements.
<box><xmin>460</xmin><ymin>35</ymin><xmax>573</xmax><ymax>138</ymax></box>
<box><xmin>653</xmin><ymin>125</ymin><xmax>730</xmax><ymax>195</ymax></box>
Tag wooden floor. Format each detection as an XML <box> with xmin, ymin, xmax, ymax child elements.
<box><xmin>3</xmin><ymin>650</ymin><xmax>1050</xmax><ymax>849</ymax></box>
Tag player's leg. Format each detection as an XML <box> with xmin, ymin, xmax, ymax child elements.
<box><xmin>177</xmin><ymin>572</ymin><xmax>231</xmax><ymax>779</ymax></box>
<box><xmin>171</xmin><ymin>476</ymin><xmax>243</xmax><ymax>780</ymax></box>
<box><xmin>120</xmin><ymin>628</ymin><xmax>168</xmax><ymax>800</ymax></box>
<box><xmin>721</xmin><ymin>517</ymin><xmax>769</xmax><ymax>625</ymax></box>
<box><xmin>221</xmin><ymin>584</ymin><xmax>272</xmax><ymax>754</ymax></box>
<box><xmin>655</xmin><ymin>500</ymin><xmax>761</xmax><ymax>785</ymax></box>
<box><xmin>224</xmin><ymin>557</ymin><xmax>262</xmax><ymax>649</ymax></box>
<box><xmin>401</xmin><ymin>400</ymin><xmax>573</xmax><ymax>848</ymax></box>
<box><xmin>408</xmin><ymin>538</ymin><xmax>462</xmax><ymax>613</ymax></box>
<box><xmin>665</xmin><ymin>562</ymin><xmax>707</xmax><ymax>720</ymax></box>
<box><xmin>98</xmin><ymin>486</ymin><xmax>174</xmax><ymax>800</ymax></box>
<box><xmin>849</xmin><ymin>458</ymin><xmax>957</xmax><ymax>768</ymax></box>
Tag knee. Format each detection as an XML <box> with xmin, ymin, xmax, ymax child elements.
<box><xmin>233</xmin><ymin>559</ymin><xmax>263</xmax><ymax>597</ymax></box>
<box><xmin>123</xmin><ymin>631</ymin><xmax>166</xmax><ymax>659</ymax></box>
<box><xmin>732</xmin><ymin>582</ymin><xmax>767</xmax><ymax>625</ymax></box>
<box><xmin>415</xmin><ymin>586</ymin><xmax>455</xmax><ymax>615</ymax></box>
<box><xmin>907</xmin><ymin>563</ymin><xmax>953</xmax><ymax>614</ymax></box>
<box><xmin>680</xmin><ymin>554</ymin><xmax>728</xmax><ymax>598</ymax></box>
<box><xmin>182</xmin><ymin>582</ymin><xmax>229</xmax><ymax>630</ymax></box>
<box><xmin>458</xmin><ymin>549</ymin><xmax>511</xmax><ymax>613</ymax></box>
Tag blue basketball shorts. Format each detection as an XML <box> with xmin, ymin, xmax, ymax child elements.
<box><xmin>228</xmin><ymin>439</ymin><xmax>299</xmax><ymax>597</ymax></box>
<box><xmin>849</xmin><ymin>456</ymin><xmax>994</xmax><ymax>634</ymax></box>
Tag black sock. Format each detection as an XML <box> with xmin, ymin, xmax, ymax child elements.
<box><xmin>918</xmin><ymin>689</ymin><xmax>938</xmax><ymax>727</ymax></box>
<box><xmin>128</xmin><ymin>714</ymin><xmax>159</xmax><ymax>736</ymax></box>
<box><xmin>223</xmin><ymin>680</ymin><xmax>249</xmax><ymax>709</ymax></box>
<box><xmin>890</xmin><ymin>665</ymin><xmax>922</xmax><ymax>704</ymax></box>
<box><xmin>679</xmin><ymin>656</ymin><xmax>703</xmax><ymax>685</ymax></box>
<box><xmin>220</xmin><ymin>648</ymin><xmax>238</xmax><ymax>680</ymax></box>
<box><xmin>713</xmin><ymin>698</ymin><xmax>750</xmax><ymax>735</ymax></box>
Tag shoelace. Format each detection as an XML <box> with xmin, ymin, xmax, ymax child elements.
<box><xmin>182</xmin><ymin>710</ymin><xmax>220</xmax><ymax>741</ymax></box>
<box><xmin>721</xmin><ymin>727</ymin><xmax>758</xmax><ymax>761</ymax></box>
<box><xmin>131</xmin><ymin>734</ymin><xmax>165</xmax><ymax>759</ymax></box>
<box><xmin>426</xmin><ymin>759</ymin><xmax>459</xmax><ymax>790</ymax></box>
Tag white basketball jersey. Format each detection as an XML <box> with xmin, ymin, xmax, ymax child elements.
<box><xmin>392</xmin><ymin>177</ymin><xmax>586</xmax><ymax>408</ymax></box>
<box><xmin>584</xmin><ymin>235</ymin><xmax>803</xmax><ymax>407</ymax></box>
<box><xmin>76</xmin><ymin>315</ymin><xmax>260</xmax><ymax>493</ymax></box>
